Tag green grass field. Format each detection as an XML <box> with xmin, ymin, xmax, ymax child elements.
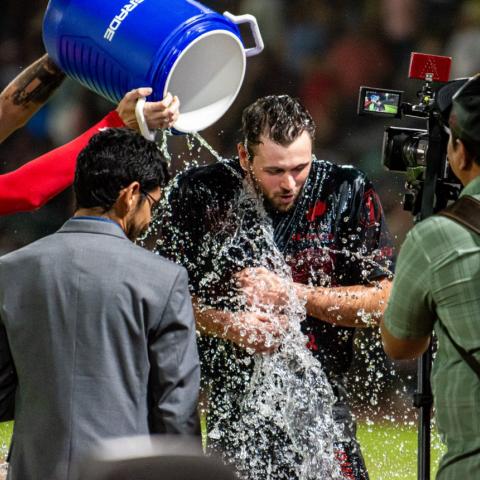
<box><xmin>0</xmin><ymin>422</ymin><xmax>12</xmax><ymax>459</ymax></box>
<box><xmin>358</xmin><ymin>422</ymin><xmax>445</xmax><ymax>479</ymax></box>
<box><xmin>0</xmin><ymin>420</ymin><xmax>445</xmax><ymax>478</ymax></box>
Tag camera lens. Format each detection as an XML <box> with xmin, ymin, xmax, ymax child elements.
<box><xmin>382</xmin><ymin>127</ymin><xmax>428</xmax><ymax>172</ymax></box>
<box><xmin>402</xmin><ymin>135</ymin><xmax>428</xmax><ymax>167</ymax></box>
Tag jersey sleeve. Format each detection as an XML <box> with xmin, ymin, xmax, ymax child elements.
<box><xmin>156</xmin><ymin>171</ymin><xmax>214</xmax><ymax>291</ymax></box>
<box><xmin>0</xmin><ymin>110</ymin><xmax>125</xmax><ymax>215</ymax></box>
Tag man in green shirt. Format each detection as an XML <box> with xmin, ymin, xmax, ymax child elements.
<box><xmin>382</xmin><ymin>74</ymin><xmax>480</xmax><ymax>479</ymax></box>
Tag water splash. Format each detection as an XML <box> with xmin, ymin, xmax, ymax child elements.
<box><xmin>155</xmin><ymin>129</ymin><xmax>173</xmax><ymax>165</ymax></box>
<box><xmin>152</xmin><ymin>170</ymin><xmax>344</xmax><ymax>478</ymax></box>
<box><xmin>190</xmin><ymin>132</ymin><xmax>223</xmax><ymax>161</ymax></box>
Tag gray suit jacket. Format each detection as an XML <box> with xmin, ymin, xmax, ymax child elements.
<box><xmin>0</xmin><ymin>217</ymin><xmax>200</xmax><ymax>480</ymax></box>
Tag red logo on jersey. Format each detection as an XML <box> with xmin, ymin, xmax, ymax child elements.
<box><xmin>287</xmin><ymin>248</ymin><xmax>335</xmax><ymax>284</ymax></box>
<box><xmin>306</xmin><ymin>201</ymin><xmax>326</xmax><ymax>222</ymax></box>
<box><xmin>361</xmin><ymin>189</ymin><xmax>383</xmax><ymax>227</ymax></box>
<box><xmin>306</xmin><ymin>333</ymin><xmax>319</xmax><ymax>351</ymax></box>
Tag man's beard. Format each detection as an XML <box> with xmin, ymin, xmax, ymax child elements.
<box><xmin>247</xmin><ymin>175</ymin><xmax>298</xmax><ymax>214</ymax></box>
<box><xmin>252</xmin><ymin>180</ymin><xmax>300</xmax><ymax>213</ymax></box>
<box><xmin>266</xmin><ymin>195</ymin><xmax>297</xmax><ymax>213</ymax></box>
<box><xmin>126</xmin><ymin>222</ymin><xmax>148</xmax><ymax>242</ymax></box>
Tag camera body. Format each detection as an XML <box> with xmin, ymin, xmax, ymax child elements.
<box><xmin>357</xmin><ymin>85</ymin><xmax>452</xmax><ymax>181</ymax></box>
<box><xmin>357</xmin><ymin>52</ymin><xmax>462</xmax><ymax>217</ymax></box>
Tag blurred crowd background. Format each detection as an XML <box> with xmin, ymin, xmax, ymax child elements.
<box><xmin>1</xmin><ymin>0</ymin><xmax>480</xmax><ymax>426</ymax></box>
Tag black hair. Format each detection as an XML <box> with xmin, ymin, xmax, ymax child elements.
<box><xmin>74</xmin><ymin>128</ymin><xmax>170</xmax><ymax>211</ymax></box>
<box><xmin>241</xmin><ymin>95</ymin><xmax>316</xmax><ymax>159</ymax></box>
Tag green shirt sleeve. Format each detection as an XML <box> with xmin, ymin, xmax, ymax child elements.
<box><xmin>384</xmin><ymin>226</ymin><xmax>435</xmax><ymax>339</ymax></box>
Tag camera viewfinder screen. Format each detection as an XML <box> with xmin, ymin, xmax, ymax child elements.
<box><xmin>363</xmin><ymin>90</ymin><xmax>401</xmax><ymax>115</ymax></box>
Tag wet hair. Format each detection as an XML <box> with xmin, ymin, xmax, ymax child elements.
<box><xmin>74</xmin><ymin>128</ymin><xmax>170</xmax><ymax>211</ymax></box>
<box><xmin>241</xmin><ymin>95</ymin><xmax>316</xmax><ymax>159</ymax></box>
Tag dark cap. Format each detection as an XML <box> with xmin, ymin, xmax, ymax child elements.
<box><xmin>449</xmin><ymin>74</ymin><xmax>480</xmax><ymax>145</ymax></box>
<box><xmin>436</xmin><ymin>78</ymin><xmax>468</xmax><ymax>123</ymax></box>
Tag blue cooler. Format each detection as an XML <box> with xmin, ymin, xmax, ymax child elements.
<box><xmin>43</xmin><ymin>0</ymin><xmax>264</xmax><ymax>133</ymax></box>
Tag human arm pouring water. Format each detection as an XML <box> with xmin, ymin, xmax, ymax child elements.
<box><xmin>0</xmin><ymin>54</ymin><xmax>65</xmax><ymax>143</ymax></box>
<box><xmin>0</xmin><ymin>87</ymin><xmax>179</xmax><ymax>215</ymax></box>
<box><xmin>0</xmin><ymin>53</ymin><xmax>179</xmax><ymax>142</ymax></box>
<box><xmin>116</xmin><ymin>89</ymin><xmax>179</xmax><ymax>130</ymax></box>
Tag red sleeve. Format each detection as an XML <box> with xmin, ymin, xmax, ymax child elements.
<box><xmin>0</xmin><ymin>110</ymin><xmax>125</xmax><ymax>215</ymax></box>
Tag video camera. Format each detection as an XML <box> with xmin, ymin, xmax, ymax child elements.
<box><xmin>357</xmin><ymin>52</ymin><xmax>464</xmax><ymax>218</ymax></box>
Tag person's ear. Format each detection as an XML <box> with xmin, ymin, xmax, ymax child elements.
<box><xmin>116</xmin><ymin>181</ymin><xmax>141</xmax><ymax>215</ymax></box>
<box><xmin>456</xmin><ymin>139</ymin><xmax>471</xmax><ymax>172</ymax></box>
<box><xmin>238</xmin><ymin>142</ymin><xmax>250</xmax><ymax>173</ymax></box>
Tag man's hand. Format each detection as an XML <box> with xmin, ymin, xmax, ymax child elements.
<box><xmin>195</xmin><ymin>305</ymin><xmax>288</xmax><ymax>355</ymax></box>
<box><xmin>226</xmin><ymin>311</ymin><xmax>288</xmax><ymax>354</ymax></box>
<box><xmin>116</xmin><ymin>88</ymin><xmax>180</xmax><ymax>131</ymax></box>
<box><xmin>234</xmin><ymin>267</ymin><xmax>292</xmax><ymax>310</ymax></box>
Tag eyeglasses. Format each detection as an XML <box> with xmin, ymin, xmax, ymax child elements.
<box><xmin>140</xmin><ymin>189</ymin><xmax>161</xmax><ymax>216</ymax></box>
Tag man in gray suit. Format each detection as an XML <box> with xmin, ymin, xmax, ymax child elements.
<box><xmin>0</xmin><ymin>128</ymin><xmax>200</xmax><ymax>480</ymax></box>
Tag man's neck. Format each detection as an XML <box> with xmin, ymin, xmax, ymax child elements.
<box><xmin>461</xmin><ymin>169</ymin><xmax>480</xmax><ymax>187</ymax></box>
<box><xmin>74</xmin><ymin>208</ymin><xmax>125</xmax><ymax>231</ymax></box>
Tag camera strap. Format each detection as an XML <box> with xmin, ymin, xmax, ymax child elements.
<box><xmin>438</xmin><ymin>195</ymin><xmax>480</xmax><ymax>235</ymax></box>
<box><xmin>436</xmin><ymin>195</ymin><xmax>480</xmax><ymax>381</ymax></box>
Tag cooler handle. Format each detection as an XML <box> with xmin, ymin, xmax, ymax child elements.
<box><xmin>223</xmin><ymin>11</ymin><xmax>264</xmax><ymax>57</ymax></box>
<box><xmin>135</xmin><ymin>97</ymin><xmax>156</xmax><ymax>141</ymax></box>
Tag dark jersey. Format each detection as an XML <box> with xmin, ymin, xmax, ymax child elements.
<box><xmin>272</xmin><ymin>158</ymin><xmax>394</xmax><ymax>377</ymax></box>
<box><xmin>157</xmin><ymin>157</ymin><xmax>394</xmax><ymax>382</ymax></box>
